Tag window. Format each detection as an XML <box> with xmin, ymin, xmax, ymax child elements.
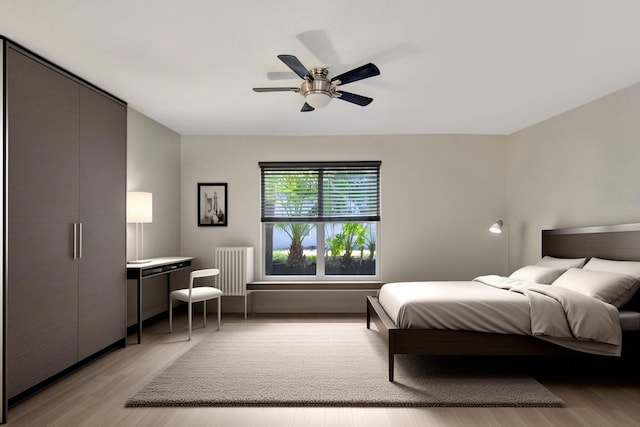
<box><xmin>260</xmin><ymin>161</ymin><xmax>380</xmax><ymax>278</ymax></box>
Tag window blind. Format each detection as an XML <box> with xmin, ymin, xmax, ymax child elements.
<box><xmin>260</xmin><ymin>161</ymin><xmax>381</xmax><ymax>222</ymax></box>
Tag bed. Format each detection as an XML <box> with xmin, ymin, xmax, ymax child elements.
<box><xmin>367</xmin><ymin>223</ymin><xmax>640</xmax><ymax>381</ymax></box>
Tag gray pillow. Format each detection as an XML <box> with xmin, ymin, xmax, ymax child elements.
<box><xmin>552</xmin><ymin>268</ymin><xmax>639</xmax><ymax>308</ymax></box>
<box><xmin>583</xmin><ymin>257</ymin><xmax>640</xmax><ymax>279</ymax></box>
<box><xmin>537</xmin><ymin>256</ymin><xmax>586</xmax><ymax>269</ymax></box>
<box><xmin>509</xmin><ymin>265</ymin><xmax>566</xmax><ymax>284</ymax></box>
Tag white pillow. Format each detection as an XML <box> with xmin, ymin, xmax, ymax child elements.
<box><xmin>583</xmin><ymin>257</ymin><xmax>640</xmax><ymax>279</ymax></box>
<box><xmin>537</xmin><ymin>256</ymin><xmax>586</xmax><ymax>269</ymax></box>
<box><xmin>552</xmin><ymin>268</ymin><xmax>639</xmax><ymax>308</ymax></box>
<box><xmin>509</xmin><ymin>265</ymin><xmax>566</xmax><ymax>284</ymax></box>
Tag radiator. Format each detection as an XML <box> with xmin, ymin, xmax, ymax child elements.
<box><xmin>214</xmin><ymin>247</ymin><xmax>254</xmax><ymax>296</ymax></box>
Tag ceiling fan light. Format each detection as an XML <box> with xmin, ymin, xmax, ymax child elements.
<box><xmin>305</xmin><ymin>92</ymin><xmax>332</xmax><ymax>109</ymax></box>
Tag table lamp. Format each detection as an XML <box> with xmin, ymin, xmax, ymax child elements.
<box><xmin>127</xmin><ymin>191</ymin><xmax>153</xmax><ymax>264</ymax></box>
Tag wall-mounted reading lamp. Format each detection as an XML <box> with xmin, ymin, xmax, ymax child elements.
<box><xmin>489</xmin><ymin>220</ymin><xmax>504</xmax><ymax>234</ymax></box>
<box><xmin>489</xmin><ymin>219</ymin><xmax>509</xmax><ymax>274</ymax></box>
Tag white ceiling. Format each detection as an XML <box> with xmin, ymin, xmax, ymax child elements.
<box><xmin>2</xmin><ymin>1</ymin><xmax>640</xmax><ymax>136</ymax></box>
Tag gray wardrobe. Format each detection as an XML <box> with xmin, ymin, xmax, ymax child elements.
<box><xmin>4</xmin><ymin>40</ymin><xmax>127</xmax><ymax>402</ymax></box>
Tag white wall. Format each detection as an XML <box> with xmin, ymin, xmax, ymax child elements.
<box><xmin>180</xmin><ymin>134</ymin><xmax>507</xmax><ymax>312</ymax></box>
<box><xmin>126</xmin><ymin>108</ymin><xmax>183</xmax><ymax>324</ymax></box>
<box><xmin>128</xmin><ymin>83</ymin><xmax>640</xmax><ymax>315</ymax></box>
<box><xmin>506</xmin><ymin>82</ymin><xmax>640</xmax><ymax>268</ymax></box>
<box><xmin>129</xmin><ymin>82</ymin><xmax>640</xmax><ymax>315</ymax></box>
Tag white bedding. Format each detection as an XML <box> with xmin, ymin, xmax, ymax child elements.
<box><xmin>378</xmin><ymin>281</ymin><xmax>532</xmax><ymax>333</ymax></box>
<box><xmin>378</xmin><ymin>277</ymin><xmax>622</xmax><ymax>356</ymax></box>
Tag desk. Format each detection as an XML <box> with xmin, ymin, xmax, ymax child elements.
<box><xmin>127</xmin><ymin>256</ymin><xmax>195</xmax><ymax>344</ymax></box>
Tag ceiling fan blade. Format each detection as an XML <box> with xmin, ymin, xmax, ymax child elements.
<box><xmin>336</xmin><ymin>91</ymin><xmax>373</xmax><ymax>106</ymax></box>
<box><xmin>253</xmin><ymin>87</ymin><xmax>299</xmax><ymax>92</ymax></box>
<box><xmin>266</xmin><ymin>71</ymin><xmax>298</xmax><ymax>80</ymax></box>
<box><xmin>277</xmin><ymin>54</ymin><xmax>311</xmax><ymax>80</ymax></box>
<box><xmin>301</xmin><ymin>103</ymin><xmax>315</xmax><ymax>112</ymax></box>
<box><xmin>331</xmin><ymin>63</ymin><xmax>380</xmax><ymax>86</ymax></box>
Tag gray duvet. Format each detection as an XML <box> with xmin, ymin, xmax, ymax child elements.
<box><xmin>378</xmin><ymin>277</ymin><xmax>621</xmax><ymax>356</ymax></box>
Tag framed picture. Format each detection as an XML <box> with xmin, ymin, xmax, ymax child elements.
<box><xmin>198</xmin><ymin>183</ymin><xmax>227</xmax><ymax>226</ymax></box>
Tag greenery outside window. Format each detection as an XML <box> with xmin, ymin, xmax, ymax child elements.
<box><xmin>260</xmin><ymin>161</ymin><xmax>381</xmax><ymax>278</ymax></box>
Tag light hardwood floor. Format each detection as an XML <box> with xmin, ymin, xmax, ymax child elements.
<box><xmin>6</xmin><ymin>313</ymin><xmax>640</xmax><ymax>427</ymax></box>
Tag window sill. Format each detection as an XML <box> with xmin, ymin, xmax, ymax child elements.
<box><xmin>247</xmin><ymin>281</ymin><xmax>383</xmax><ymax>291</ymax></box>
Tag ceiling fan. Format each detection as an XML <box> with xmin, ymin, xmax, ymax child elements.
<box><xmin>253</xmin><ymin>54</ymin><xmax>380</xmax><ymax>112</ymax></box>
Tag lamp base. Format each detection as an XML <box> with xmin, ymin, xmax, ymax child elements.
<box><xmin>128</xmin><ymin>259</ymin><xmax>152</xmax><ymax>264</ymax></box>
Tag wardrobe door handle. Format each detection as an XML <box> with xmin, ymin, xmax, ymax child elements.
<box><xmin>72</xmin><ymin>223</ymin><xmax>78</xmax><ymax>259</ymax></box>
<box><xmin>78</xmin><ymin>223</ymin><xmax>83</xmax><ymax>259</ymax></box>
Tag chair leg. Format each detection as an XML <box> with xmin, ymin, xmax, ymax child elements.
<box><xmin>169</xmin><ymin>297</ymin><xmax>173</xmax><ymax>333</ymax></box>
<box><xmin>217</xmin><ymin>296</ymin><xmax>221</xmax><ymax>331</ymax></box>
<box><xmin>188</xmin><ymin>302</ymin><xmax>192</xmax><ymax>341</ymax></box>
<box><xmin>203</xmin><ymin>300</ymin><xmax>207</xmax><ymax>328</ymax></box>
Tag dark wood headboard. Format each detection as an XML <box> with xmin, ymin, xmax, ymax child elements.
<box><xmin>542</xmin><ymin>223</ymin><xmax>640</xmax><ymax>262</ymax></box>
<box><xmin>542</xmin><ymin>223</ymin><xmax>640</xmax><ymax>310</ymax></box>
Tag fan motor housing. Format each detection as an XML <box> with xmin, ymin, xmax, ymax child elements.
<box><xmin>300</xmin><ymin>67</ymin><xmax>335</xmax><ymax>98</ymax></box>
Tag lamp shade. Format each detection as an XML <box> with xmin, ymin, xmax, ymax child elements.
<box><xmin>489</xmin><ymin>220</ymin><xmax>504</xmax><ymax>234</ymax></box>
<box><xmin>127</xmin><ymin>192</ymin><xmax>153</xmax><ymax>223</ymax></box>
<box><xmin>305</xmin><ymin>92</ymin><xmax>332</xmax><ymax>109</ymax></box>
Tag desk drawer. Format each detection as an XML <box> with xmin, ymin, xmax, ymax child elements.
<box><xmin>142</xmin><ymin>267</ymin><xmax>164</xmax><ymax>277</ymax></box>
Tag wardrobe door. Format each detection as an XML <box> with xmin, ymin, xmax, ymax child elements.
<box><xmin>78</xmin><ymin>86</ymin><xmax>127</xmax><ymax>359</ymax></box>
<box><xmin>6</xmin><ymin>47</ymin><xmax>80</xmax><ymax>398</ymax></box>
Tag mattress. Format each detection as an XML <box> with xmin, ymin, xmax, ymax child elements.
<box><xmin>377</xmin><ymin>281</ymin><xmax>531</xmax><ymax>334</ymax></box>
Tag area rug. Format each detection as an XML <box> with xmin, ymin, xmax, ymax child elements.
<box><xmin>125</xmin><ymin>322</ymin><xmax>563</xmax><ymax>407</ymax></box>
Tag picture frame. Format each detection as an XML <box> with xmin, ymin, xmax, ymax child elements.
<box><xmin>198</xmin><ymin>183</ymin><xmax>227</xmax><ymax>226</ymax></box>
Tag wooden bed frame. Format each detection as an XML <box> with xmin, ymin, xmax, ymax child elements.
<box><xmin>367</xmin><ymin>223</ymin><xmax>640</xmax><ymax>381</ymax></box>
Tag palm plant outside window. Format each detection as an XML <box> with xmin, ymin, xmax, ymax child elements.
<box><xmin>260</xmin><ymin>161</ymin><xmax>380</xmax><ymax>278</ymax></box>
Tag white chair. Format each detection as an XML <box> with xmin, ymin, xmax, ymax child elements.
<box><xmin>169</xmin><ymin>268</ymin><xmax>222</xmax><ymax>340</ymax></box>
